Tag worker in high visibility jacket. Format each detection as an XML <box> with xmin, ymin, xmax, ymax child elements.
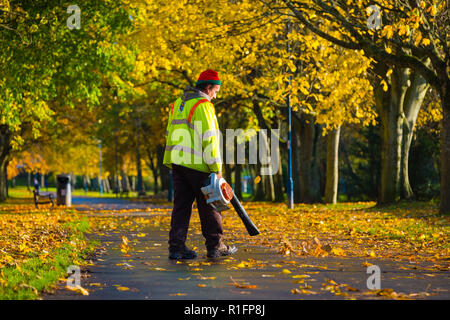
<box><xmin>164</xmin><ymin>69</ymin><xmax>237</xmax><ymax>259</ymax></box>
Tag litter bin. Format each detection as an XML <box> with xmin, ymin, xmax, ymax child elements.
<box><xmin>57</xmin><ymin>174</ymin><xmax>72</xmax><ymax>207</ymax></box>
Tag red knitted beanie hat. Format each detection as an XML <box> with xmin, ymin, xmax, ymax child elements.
<box><xmin>196</xmin><ymin>69</ymin><xmax>221</xmax><ymax>86</ymax></box>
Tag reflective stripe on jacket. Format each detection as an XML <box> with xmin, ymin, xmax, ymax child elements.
<box><xmin>163</xmin><ymin>96</ymin><xmax>222</xmax><ymax>173</ymax></box>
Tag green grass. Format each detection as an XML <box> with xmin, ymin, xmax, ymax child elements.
<box><xmin>8</xmin><ymin>186</ymin><xmax>141</xmax><ymax>199</ymax></box>
<box><xmin>0</xmin><ymin>202</ymin><xmax>97</xmax><ymax>299</ymax></box>
<box><xmin>319</xmin><ymin>202</ymin><xmax>375</xmax><ymax>210</ymax></box>
<box><xmin>0</xmin><ymin>242</ymin><xmax>95</xmax><ymax>299</ymax></box>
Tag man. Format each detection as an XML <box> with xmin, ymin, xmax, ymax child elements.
<box><xmin>163</xmin><ymin>69</ymin><xmax>237</xmax><ymax>259</ymax></box>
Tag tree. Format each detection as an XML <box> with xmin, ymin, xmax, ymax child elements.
<box><xmin>0</xmin><ymin>0</ymin><xmax>135</xmax><ymax>201</ymax></box>
<box><xmin>281</xmin><ymin>0</ymin><xmax>449</xmax><ymax>213</ymax></box>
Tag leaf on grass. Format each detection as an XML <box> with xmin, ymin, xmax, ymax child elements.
<box><xmin>331</xmin><ymin>247</ymin><xmax>345</xmax><ymax>256</ymax></box>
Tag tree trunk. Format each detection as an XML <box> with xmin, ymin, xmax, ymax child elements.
<box><xmin>224</xmin><ymin>163</ymin><xmax>232</xmax><ymax>185</ymax></box>
<box><xmin>264</xmin><ymin>173</ymin><xmax>275</xmax><ymax>201</ymax></box>
<box><xmin>325</xmin><ymin>126</ymin><xmax>341</xmax><ymax>204</ymax></box>
<box><xmin>121</xmin><ymin>171</ymin><xmax>130</xmax><ymax>192</ymax></box>
<box><xmin>273</xmin><ymin>121</ymin><xmax>284</xmax><ymax>202</ymax></box>
<box><xmin>71</xmin><ymin>174</ymin><xmax>76</xmax><ymax>191</ymax></box>
<box><xmin>401</xmin><ymin>69</ymin><xmax>429</xmax><ymax>199</ymax></box>
<box><xmin>135</xmin><ymin>117</ymin><xmax>145</xmax><ymax>196</ymax></box>
<box><xmin>260</xmin><ymin>129</ymin><xmax>275</xmax><ymax>201</ymax></box>
<box><xmin>131</xmin><ymin>176</ymin><xmax>136</xmax><ymax>192</ymax></box>
<box><xmin>253</xmin><ymin>163</ymin><xmax>265</xmax><ymax>201</ymax></box>
<box><xmin>0</xmin><ymin>159</ymin><xmax>7</xmax><ymax>201</ymax></box>
<box><xmin>136</xmin><ymin>146</ymin><xmax>145</xmax><ymax>196</ymax></box>
<box><xmin>292</xmin><ymin>116</ymin><xmax>302</xmax><ymax>202</ymax></box>
<box><xmin>0</xmin><ymin>125</ymin><xmax>12</xmax><ymax>202</ymax></box>
<box><xmin>152</xmin><ymin>169</ymin><xmax>158</xmax><ymax>194</ymax></box>
<box><xmin>440</xmin><ymin>82</ymin><xmax>450</xmax><ymax>215</ymax></box>
<box><xmin>375</xmin><ymin>66</ymin><xmax>408</xmax><ymax>204</ymax></box>
<box><xmin>223</xmin><ymin>134</ymin><xmax>232</xmax><ymax>183</ymax></box>
<box><xmin>146</xmin><ymin>149</ymin><xmax>159</xmax><ymax>195</ymax></box>
<box><xmin>3</xmin><ymin>159</ymin><xmax>9</xmax><ymax>199</ymax></box>
<box><xmin>374</xmin><ymin>61</ymin><xmax>428</xmax><ymax>204</ymax></box>
<box><xmin>233</xmin><ymin>138</ymin><xmax>244</xmax><ymax>199</ymax></box>
<box><xmin>83</xmin><ymin>175</ymin><xmax>89</xmax><ymax>194</ymax></box>
<box><xmin>273</xmin><ymin>149</ymin><xmax>284</xmax><ymax>202</ymax></box>
<box><xmin>234</xmin><ymin>164</ymin><xmax>242</xmax><ymax>200</ymax></box>
<box><xmin>298</xmin><ymin>113</ymin><xmax>321</xmax><ymax>203</ymax></box>
<box><xmin>104</xmin><ymin>178</ymin><xmax>110</xmax><ymax>193</ymax></box>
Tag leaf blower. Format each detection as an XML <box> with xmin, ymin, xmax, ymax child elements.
<box><xmin>201</xmin><ymin>173</ymin><xmax>260</xmax><ymax>236</ymax></box>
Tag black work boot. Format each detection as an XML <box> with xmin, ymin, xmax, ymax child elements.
<box><xmin>207</xmin><ymin>244</ymin><xmax>238</xmax><ymax>258</ymax></box>
<box><xmin>169</xmin><ymin>245</ymin><xmax>197</xmax><ymax>260</ymax></box>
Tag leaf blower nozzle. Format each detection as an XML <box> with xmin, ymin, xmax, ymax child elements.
<box><xmin>201</xmin><ymin>173</ymin><xmax>260</xmax><ymax>236</ymax></box>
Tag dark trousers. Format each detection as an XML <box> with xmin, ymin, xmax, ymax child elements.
<box><xmin>169</xmin><ymin>164</ymin><xmax>223</xmax><ymax>252</ymax></box>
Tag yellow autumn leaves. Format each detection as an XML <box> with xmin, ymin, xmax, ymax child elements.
<box><xmin>221</xmin><ymin>201</ymin><xmax>449</xmax><ymax>262</ymax></box>
<box><xmin>90</xmin><ymin>200</ymin><xmax>449</xmax><ymax>264</ymax></box>
<box><xmin>0</xmin><ymin>203</ymin><xmax>89</xmax><ymax>268</ymax></box>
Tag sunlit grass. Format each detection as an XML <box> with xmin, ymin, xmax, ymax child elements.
<box><xmin>0</xmin><ymin>194</ymin><xmax>97</xmax><ymax>299</ymax></box>
<box><xmin>7</xmin><ymin>186</ymin><xmax>140</xmax><ymax>199</ymax></box>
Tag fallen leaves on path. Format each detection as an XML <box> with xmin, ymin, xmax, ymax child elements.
<box><xmin>65</xmin><ymin>285</ymin><xmax>89</xmax><ymax>296</ymax></box>
<box><xmin>81</xmin><ymin>200</ymin><xmax>449</xmax><ymax>300</ymax></box>
<box><xmin>220</xmin><ymin>202</ymin><xmax>450</xmax><ymax>263</ymax></box>
<box><xmin>116</xmin><ymin>286</ymin><xmax>130</xmax><ymax>291</ymax></box>
<box><xmin>228</xmin><ymin>276</ymin><xmax>258</xmax><ymax>289</ymax></box>
<box><xmin>94</xmin><ymin>201</ymin><xmax>449</xmax><ymax>264</ymax></box>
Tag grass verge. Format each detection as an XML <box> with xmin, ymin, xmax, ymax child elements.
<box><xmin>0</xmin><ymin>199</ymin><xmax>96</xmax><ymax>300</ymax></box>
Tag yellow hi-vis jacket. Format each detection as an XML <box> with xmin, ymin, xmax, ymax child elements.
<box><xmin>163</xmin><ymin>96</ymin><xmax>222</xmax><ymax>173</ymax></box>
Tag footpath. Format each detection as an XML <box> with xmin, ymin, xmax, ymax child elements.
<box><xmin>44</xmin><ymin>197</ymin><xmax>450</xmax><ymax>300</ymax></box>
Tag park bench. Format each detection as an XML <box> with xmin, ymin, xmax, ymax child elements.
<box><xmin>33</xmin><ymin>189</ymin><xmax>54</xmax><ymax>209</ymax></box>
